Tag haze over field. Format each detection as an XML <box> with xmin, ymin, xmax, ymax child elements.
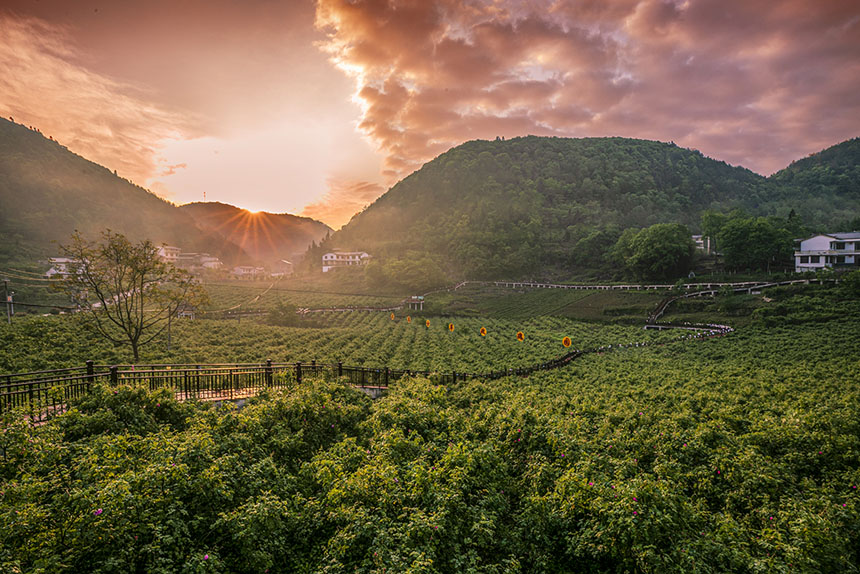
<box><xmin>1</xmin><ymin>0</ymin><xmax>859</xmax><ymax>228</ymax></box>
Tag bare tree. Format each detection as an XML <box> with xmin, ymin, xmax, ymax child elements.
<box><xmin>57</xmin><ymin>231</ymin><xmax>208</xmax><ymax>361</ymax></box>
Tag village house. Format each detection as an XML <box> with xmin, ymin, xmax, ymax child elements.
<box><xmin>322</xmin><ymin>251</ymin><xmax>370</xmax><ymax>273</ymax></box>
<box><xmin>156</xmin><ymin>245</ymin><xmax>181</xmax><ymax>264</ymax></box>
<box><xmin>177</xmin><ymin>252</ymin><xmax>223</xmax><ymax>271</ymax></box>
<box><xmin>794</xmin><ymin>232</ymin><xmax>860</xmax><ymax>272</ymax></box>
<box><xmin>44</xmin><ymin>257</ymin><xmax>79</xmax><ymax>278</ymax></box>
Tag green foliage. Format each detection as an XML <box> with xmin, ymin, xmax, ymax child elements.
<box><xmin>366</xmin><ymin>253</ymin><xmax>449</xmax><ymax>292</ymax></box>
<box><xmin>0</xmin><ymin>309</ymin><xmax>683</xmax><ymax>374</ymax></box>
<box><xmin>2</xmin><ymin>294</ymin><xmax>860</xmax><ymax>572</ymax></box>
<box><xmin>841</xmin><ymin>269</ymin><xmax>860</xmax><ymax>299</ymax></box>
<box><xmin>57</xmin><ymin>231</ymin><xmax>209</xmax><ymax>361</ymax></box>
<box><xmin>718</xmin><ymin>216</ymin><xmax>794</xmax><ymax>272</ymax></box>
<box><xmin>326</xmin><ymin>136</ymin><xmax>859</xmax><ymax>283</ymax></box>
<box><xmin>770</xmin><ymin>137</ymin><xmax>860</xmax><ymax>226</ymax></box>
<box><xmin>57</xmin><ymin>384</ymin><xmax>196</xmax><ymax>441</ymax></box>
<box><xmin>614</xmin><ymin>223</ymin><xmax>695</xmax><ymax>281</ymax></box>
<box><xmin>267</xmin><ymin>300</ymin><xmax>301</xmax><ymax>327</ymax></box>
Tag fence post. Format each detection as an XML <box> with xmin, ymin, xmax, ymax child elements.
<box><xmin>295</xmin><ymin>361</ymin><xmax>302</xmax><ymax>383</ymax></box>
<box><xmin>110</xmin><ymin>366</ymin><xmax>118</xmax><ymax>386</ymax></box>
<box><xmin>338</xmin><ymin>362</ymin><xmax>343</xmax><ymax>377</ymax></box>
<box><xmin>229</xmin><ymin>369</ymin><xmax>234</xmax><ymax>400</ymax></box>
<box><xmin>86</xmin><ymin>360</ymin><xmax>94</xmax><ymax>393</ymax></box>
<box><xmin>384</xmin><ymin>367</ymin><xmax>389</xmax><ymax>387</ymax></box>
<box><xmin>266</xmin><ymin>359</ymin><xmax>273</xmax><ymax>387</ymax></box>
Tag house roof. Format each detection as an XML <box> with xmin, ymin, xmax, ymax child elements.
<box><xmin>801</xmin><ymin>232</ymin><xmax>860</xmax><ymax>242</ymax></box>
<box><xmin>831</xmin><ymin>232</ymin><xmax>860</xmax><ymax>240</ymax></box>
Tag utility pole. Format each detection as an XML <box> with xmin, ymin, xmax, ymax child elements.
<box><xmin>3</xmin><ymin>279</ymin><xmax>11</xmax><ymax>324</ymax></box>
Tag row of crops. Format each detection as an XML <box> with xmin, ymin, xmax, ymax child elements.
<box><xmin>201</xmin><ymin>281</ymin><xmax>403</xmax><ymax>313</ymax></box>
<box><xmin>0</xmin><ymin>309</ymin><xmax>700</xmax><ymax>374</ymax></box>
<box><xmin>2</xmin><ymin>291</ymin><xmax>858</xmax><ymax>572</ymax></box>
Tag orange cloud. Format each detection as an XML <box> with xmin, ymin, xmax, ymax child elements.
<box><xmin>301</xmin><ymin>178</ymin><xmax>386</xmax><ymax>229</ymax></box>
<box><xmin>317</xmin><ymin>0</ymin><xmax>860</xmax><ymax>177</ymax></box>
<box><xmin>0</xmin><ymin>14</ymin><xmax>194</xmax><ymax>186</ymax></box>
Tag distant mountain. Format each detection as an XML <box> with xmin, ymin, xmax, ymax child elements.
<box><xmin>179</xmin><ymin>202</ymin><xmax>331</xmax><ymax>265</ymax></box>
<box><xmin>326</xmin><ymin>136</ymin><xmax>859</xmax><ymax>281</ymax></box>
<box><xmin>0</xmin><ymin>118</ymin><xmax>247</xmax><ymax>266</ymax></box>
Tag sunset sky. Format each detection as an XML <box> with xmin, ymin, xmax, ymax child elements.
<box><xmin>1</xmin><ymin>0</ymin><xmax>859</xmax><ymax>228</ymax></box>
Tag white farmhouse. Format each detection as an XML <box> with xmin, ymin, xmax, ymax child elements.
<box><xmin>794</xmin><ymin>232</ymin><xmax>860</xmax><ymax>272</ymax></box>
<box><xmin>157</xmin><ymin>245</ymin><xmax>181</xmax><ymax>264</ymax></box>
<box><xmin>322</xmin><ymin>251</ymin><xmax>370</xmax><ymax>273</ymax></box>
<box><xmin>45</xmin><ymin>257</ymin><xmax>79</xmax><ymax>278</ymax></box>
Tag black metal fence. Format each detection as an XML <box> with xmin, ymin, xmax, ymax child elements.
<box><xmin>0</xmin><ymin>351</ymin><xmax>584</xmax><ymax>421</ymax></box>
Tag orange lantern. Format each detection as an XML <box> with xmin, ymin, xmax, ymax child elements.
<box><xmin>406</xmin><ymin>316</ymin><xmax>411</xmax><ymax>323</ymax></box>
<box><xmin>562</xmin><ymin>336</ymin><xmax>572</xmax><ymax>348</ymax></box>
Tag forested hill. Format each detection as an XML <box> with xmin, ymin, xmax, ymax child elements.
<box><xmin>0</xmin><ymin>118</ymin><xmax>247</xmax><ymax>266</ymax></box>
<box><xmin>328</xmin><ymin>136</ymin><xmax>779</xmax><ymax>280</ymax></box>
<box><xmin>770</xmin><ymin>137</ymin><xmax>860</xmax><ymax>225</ymax></box>
<box><xmin>180</xmin><ymin>202</ymin><xmax>331</xmax><ymax>265</ymax></box>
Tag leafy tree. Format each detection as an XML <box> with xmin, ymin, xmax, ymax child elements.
<box><xmin>718</xmin><ymin>217</ymin><xmax>793</xmax><ymax>272</ymax></box>
<box><xmin>56</xmin><ymin>231</ymin><xmax>208</xmax><ymax>361</ymax></box>
<box><xmin>615</xmin><ymin>223</ymin><xmax>695</xmax><ymax>281</ymax></box>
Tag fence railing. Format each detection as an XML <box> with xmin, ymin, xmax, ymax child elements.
<box><xmin>0</xmin><ymin>351</ymin><xmax>584</xmax><ymax>420</ymax></box>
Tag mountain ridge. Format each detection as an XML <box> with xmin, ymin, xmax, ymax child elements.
<box><xmin>0</xmin><ymin>118</ymin><xmax>329</xmax><ymax>268</ymax></box>
<box><xmin>179</xmin><ymin>201</ymin><xmax>331</xmax><ymax>265</ymax></box>
<box><xmin>322</xmin><ymin>135</ymin><xmax>859</xmax><ymax>281</ymax></box>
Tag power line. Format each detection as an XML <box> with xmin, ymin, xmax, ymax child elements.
<box><xmin>0</xmin><ymin>271</ymin><xmax>54</xmax><ymax>282</ymax></box>
<box><xmin>7</xmin><ymin>300</ymin><xmax>77</xmax><ymax>310</ymax></box>
<box><xmin>7</xmin><ymin>267</ymin><xmax>50</xmax><ymax>278</ymax></box>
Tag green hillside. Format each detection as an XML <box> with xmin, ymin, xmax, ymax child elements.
<box><xmin>326</xmin><ymin>136</ymin><xmax>859</xmax><ymax>281</ymax></box>
<box><xmin>0</xmin><ymin>118</ymin><xmax>246</xmax><ymax>266</ymax></box>
<box><xmin>770</xmin><ymin>137</ymin><xmax>860</xmax><ymax>226</ymax></box>
<box><xmin>180</xmin><ymin>202</ymin><xmax>331</xmax><ymax>265</ymax></box>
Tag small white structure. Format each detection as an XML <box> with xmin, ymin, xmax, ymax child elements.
<box><xmin>322</xmin><ymin>251</ymin><xmax>370</xmax><ymax>273</ymax></box>
<box><xmin>45</xmin><ymin>257</ymin><xmax>79</xmax><ymax>278</ymax></box>
<box><xmin>232</xmin><ymin>265</ymin><xmax>265</xmax><ymax>279</ymax></box>
<box><xmin>692</xmin><ymin>235</ymin><xmax>712</xmax><ymax>254</ymax></box>
<box><xmin>157</xmin><ymin>245</ymin><xmax>181</xmax><ymax>264</ymax></box>
<box><xmin>199</xmin><ymin>255</ymin><xmax>223</xmax><ymax>270</ymax></box>
<box><xmin>795</xmin><ymin>232</ymin><xmax>860</xmax><ymax>272</ymax></box>
<box><xmin>176</xmin><ymin>252</ymin><xmax>223</xmax><ymax>272</ymax></box>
